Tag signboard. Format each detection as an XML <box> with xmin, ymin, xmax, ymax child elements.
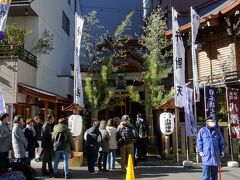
<box><xmin>205</xmin><ymin>86</ymin><xmax>218</xmax><ymax>123</ymax></box>
<box><xmin>227</xmin><ymin>88</ymin><xmax>240</xmax><ymax>139</ymax></box>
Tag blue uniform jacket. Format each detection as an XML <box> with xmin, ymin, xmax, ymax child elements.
<box><xmin>197</xmin><ymin>126</ymin><xmax>224</xmax><ymax>166</ymax></box>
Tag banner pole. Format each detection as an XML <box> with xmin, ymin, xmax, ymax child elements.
<box><xmin>175</xmin><ymin>107</ymin><xmax>179</xmax><ymax>163</ymax></box>
<box><xmin>186</xmin><ymin>132</ymin><xmax>189</xmax><ymax>162</ymax></box>
<box><xmin>204</xmin><ymin>84</ymin><xmax>207</xmax><ymax>119</ymax></box>
<box><xmin>194</xmin><ymin>95</ymin><xmax>199</xmax><ymax>163</ymax></box>
<box><xmin>226</xmin><ymin>87</ymin><xmax>234</xmax><ymax>161</ymax></box>
<box><xmin>191</xmin><ymin>6</ymin><xmax>199</xmax><ymax>164</ymax></box>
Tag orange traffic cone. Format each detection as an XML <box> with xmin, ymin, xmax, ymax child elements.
<box><xmin>126</xmin><ymin>154</ymin><xmax>135</xmax><ymax>180</ymax></box>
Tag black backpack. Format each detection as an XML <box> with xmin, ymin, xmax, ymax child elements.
<box><xmin>53</xmin><ymin>132</ymin><xmax>66</xmax><ymax>151</ymax></box>
<box><xmin>122</xmin><ymin>126</ymin><xmax>136</xmax><ymax>143</ymax></box>
<box><xmin>139</xmin><ymin>122</ymin><xmax>148</xmax><ymax>138</ymax></box>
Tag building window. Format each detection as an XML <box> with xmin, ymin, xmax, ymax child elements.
<box><xmin>62</xmin><ymin>11</ymin><xmax>70</xmax><ymax>36</ymax></box>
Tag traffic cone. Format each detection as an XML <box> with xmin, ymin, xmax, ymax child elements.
<box><xmin>126</xmin><ymin>154</ymin><xmax>135</xmax><ymax>180</ymax></box>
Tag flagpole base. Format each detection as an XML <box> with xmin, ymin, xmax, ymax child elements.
<box><xmin>227</xmin><ymin>161</ymin><xmax>239</xmax><ymax>167</ymax></box>
<box><xmin>183</xmin><ymin>160</ymin><xmax>194</xmax><ymax>167</ymax></box>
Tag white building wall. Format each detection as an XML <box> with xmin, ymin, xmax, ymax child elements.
<box><xmin>0</xmin><ymin>58</ymin><xmax>18</xmax><ymax>104</ymax></box>
<box><xmin>30</xmin><ymin>0</ymin><xmax>75</xmax><ymax>97</ymax></box>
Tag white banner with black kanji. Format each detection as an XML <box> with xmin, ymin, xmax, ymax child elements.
<box><xmin>172</xmin><ymin>7</ymin><xmax>185</xmax><ymax>107</ymax></box>
<box><xmin>74</xmin><ymin>14</ymin><xmax>84</xmax><ymax>107</ymax></box>
<box><xmin>191</xmin><ymin>7</ymin><xmax>200</xmax><ymax>102</ymax></box>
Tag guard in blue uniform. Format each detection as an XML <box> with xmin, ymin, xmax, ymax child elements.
<box><xmin>197</xmin><ymin>117</ymin><xmax>224</xmax><ymax>180</ymax></box>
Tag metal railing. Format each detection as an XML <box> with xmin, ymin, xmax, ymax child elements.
<box><xmin>0</xmin><ymin>45</ymin><xmax>38</xmax><ymax>68</ymax></box>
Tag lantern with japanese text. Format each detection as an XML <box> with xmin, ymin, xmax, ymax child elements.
<box><xmin>159</xmin><ymin>112</ymin><xmax>174</xmax><ymax>135</ymax></box>
<box><xmin>68</xmin><ymin>115</ymin><xmax>83</xmax><ymax>136</ymax></box>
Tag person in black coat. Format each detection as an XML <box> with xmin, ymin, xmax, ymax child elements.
<box><xmin>23</xmin><ymin>118</ymin><xmax>37</xmax><ymax>166</ymax></box>
<box><xmin>41</xmin><ymin>114</ymin><xmax>55</xmax><ymax>176</ymax></box>
<box><xmin>34</xmin><ymin>115</ymin><xmax>43</xmax><ymax>162</ymax></box>
<box><xmin>84</xmin><ymin>121</ymin><xmax>102</xmax><ymax>174</ymax></box>
<box><xmin>135</xmin><ymin>113</ymin><xmax>149</xmax><ymax>161</ymax></box>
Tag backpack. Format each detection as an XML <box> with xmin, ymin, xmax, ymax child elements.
<box><xmin>122</xmin><ymin>126</ymin><xmax>136</xmax><ymax>144</ymax></box>
<box><xmin>53</xmin><ymin>132</ymin><xmax>66</xmax><ymax>151</ymax></box>
<box><xmin>139</xmin><ymin>122</ymin><xmax>148</xmax><ymax>138</ymax></box>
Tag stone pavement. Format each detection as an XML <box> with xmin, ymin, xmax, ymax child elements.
<box><xmin>32</xmin><ymin>161</ymin><xmax>240</xmax><ymax>180</ymax></box>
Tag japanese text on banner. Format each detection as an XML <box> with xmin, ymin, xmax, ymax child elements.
<box><xmin>227</xmin><ymin>88</ymin><xmax>240</xmax><ymax>139</ymax></box>
<box><xmin>205</xmin><ymin>86</ymin><xmax>218</xmax><ymax>123</ymax></box>
<box><xmin>172</xmin><ymin>7</ymin><xmax>185</xmax><ymax>107</ymax></box>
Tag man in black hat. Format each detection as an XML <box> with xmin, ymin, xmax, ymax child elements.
<box><xmin>197</xmin><ymin>117</ymin><xmax>224</xmax><ymax>180</ymax></box>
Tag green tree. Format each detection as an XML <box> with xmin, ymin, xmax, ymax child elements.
<box><xmin>84</xmin><ymin>11</ymin><xmax>135</xmax><ymax>119</ymax></box>
<box><xmin>0</xmin><ymin>23</ymin><xmax>32</xmax><ymax>46</ymax></box>
<box><xmin>81</xmin><ymin>11</ymin><xmax>105</xmax><ymax>71</ymax></box>
<box><xmin>128</xmin><ymin>8</ymin><xmax>173</xmax><ymax>141</ymax></box>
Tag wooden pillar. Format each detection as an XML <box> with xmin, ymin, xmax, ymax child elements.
<box><xmin>224</xmin><ymin>127</ymin><xmax>230</xmax><ymax>154</ymax></box>
<box><xmin>181</xmin><ymin>126</ymin><xmax>186</xmax><ymax>154</ymax></box>
<box><xmin>161</xmin><ymin>132</ymin><xmax>165</xmax><ymax>156</ymax></box>
<box><xmin>54</xmin><ymin>103</ymin><xmax>58</xmax><ymax>121</ymax></box>
<box><xmin>164</xmin><ymin>135</ymin><xmax>170</xmax><ymax>157</ymax></box>
<box><xmin>232</xmin><ymin>139</ymin><xmax>238</xmax><ymax>154</ymax></box>
<box><xmin>44</xmin><ymin>101</ymin><xmax>48</xmax><ymax>120</ymax></box>
<box><xmin>189</xmin><ymin>137</ymin><xmax>194</xmax><ymax>153</ymax></box>
<box><xmin>172</xmin><ymin>123</ymin><xmax>177</xmax><ymax>154</ymax></box>
<box><xmin>125</xmin><ymin>97</ymin><xmax>127</xmax><ymax>115</ymax></box>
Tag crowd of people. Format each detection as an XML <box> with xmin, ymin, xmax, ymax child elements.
<box><xmin>84</xmin><ymin>113</ymin><xmax>149</xmax><ymax>174</ymax></box>
<box><xmin>0</xmin><ymin>110</ymin><xmax>226</xmax><ymax>180</ymax></box>
<box><xmin>0</xmin><ymin>112</ymin><xmax>149</xmax><ymax>179</ymax></box>
<box><xmin>0</xmin><ymin>113</ymin><xmax>75</xmax><ymax>179</ymax></box>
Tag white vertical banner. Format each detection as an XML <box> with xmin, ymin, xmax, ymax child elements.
<box><xmin>74</xmin><ymin>14</ymin><xmax>84</xmax><ymax>107</ymax></box>
<box><xmin>0</xmin><ymin>0</ymin><xmax>11</xmax><ymax>40</ymax></box>
<box><xmin>0</xmin><ymin>88</ymin><xmax>6</xmax><ymax>114</ymax></box>
<box><xmin>172</xmin><ymin>7</ymin><xmax>185</xmax><ymax>107</ymax></box>
<box><xmin>191</xmin><ymin>7</ymin><xmax>200</xmax><ymax>102</ymax></box>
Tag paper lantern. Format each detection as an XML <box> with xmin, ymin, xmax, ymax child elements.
<box><xmin>159</xmin><ymin>112</ymin><xmax>174</xmax><ymax>135</ymax></box>
<box><xmin>68</xmin><ymin>115</ymin><xmax>83</xmax><ymax>136</ymax></box>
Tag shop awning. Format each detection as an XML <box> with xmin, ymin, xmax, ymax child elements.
<box><xmin>18</xmin><ymin>83</ymin><xmax>71</xmax><ymax>104</ymax></box>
